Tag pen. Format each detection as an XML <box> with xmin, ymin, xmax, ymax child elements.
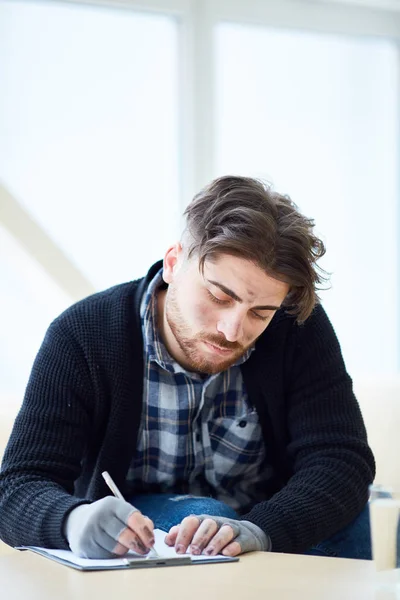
<box><xmin>101</xmin><ymin>470</ymin><xmax>159</xmax><ymax>558</ymax></box>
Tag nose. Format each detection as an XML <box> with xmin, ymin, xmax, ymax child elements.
<box><xmin>216</xmin><ymin>311</ymin><xmax>244</xmax><ymax>343</ymax></box>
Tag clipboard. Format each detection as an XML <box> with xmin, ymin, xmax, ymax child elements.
<box><xmin>17</xmin><ymin>547</ymin><xmax>193</xmax><ymax>570</ymax></box>
<box><xmin>16</xmin><ymin>527</ymin><xmax>240</xmax><ymax>571</ymax></box>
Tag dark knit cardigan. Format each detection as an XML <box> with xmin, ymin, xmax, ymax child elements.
<box><xmin>0</xmin><ymin>261</ymin><xmax>375</xmax><ymax>553</ymax></box>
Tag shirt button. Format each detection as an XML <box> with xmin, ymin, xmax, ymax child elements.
<box><xmin>238</xmin><ymin>420</ymin><xmax>247</xmax><ymax>428</ymax></box>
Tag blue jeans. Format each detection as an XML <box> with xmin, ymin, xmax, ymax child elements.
<box><xmin>304</xmin><ymin>504</ymin><xmax>372</xmax><ymax>559</ymax></box>
<box><xmin>130</xmin><ymin>493</ymin><xmax>238</xmax><ymax>532</ymax></box>
<box><xmin>130</xmin><ymin>493</ymin><xmax>374</xmax><ymax>559</ymax></box>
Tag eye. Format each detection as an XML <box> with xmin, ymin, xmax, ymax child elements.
<box><xmin>206</xmin><ymin>290</ymin><xmax>228</xmax><ymax>305</ymax></box>
<box><xmin>251</xmin><ymin>311</ymin><xmax>270</xmax><ymax>322</ymax></box>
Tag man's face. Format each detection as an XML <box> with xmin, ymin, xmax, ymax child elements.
<box><xmin>159</xmin><ymin>247</ymin><xmax>290</xmax><ymax>374</ymax></box>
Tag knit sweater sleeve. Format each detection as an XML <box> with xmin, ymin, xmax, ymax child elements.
<box><xmin>241</xmin><ymin>304</ymin><xmax>375</xmax><ymax>553</ymax></box>
<box><xmin>0</xmin><ymin>319</ymin><xmax>95</xmax><ymax>549</ymax></box>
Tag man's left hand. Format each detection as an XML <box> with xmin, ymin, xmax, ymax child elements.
<box><xmin>164</xmin><ymin>515</ymin><xmax>270</xmax><ymax>557</ymax></box>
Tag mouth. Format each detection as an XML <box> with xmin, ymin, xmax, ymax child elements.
<box><xmin>202</xmin><ymin>341</ymin><xmax>235</xmax><ymax>356</ymax></box>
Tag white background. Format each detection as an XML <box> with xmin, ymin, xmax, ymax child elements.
<box><xmin>0</xmin><ymin>0</ymin><xmax>399</xmax><ymax>412</ymax></box>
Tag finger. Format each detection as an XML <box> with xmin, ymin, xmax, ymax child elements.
<box><xmin>221</xmin><ymin>540</ymin><xmax>242</xmax><ymax>557</ymax></box>
<box><xmin>112</xmin><ymin>540</ymin><xmax>131</xmax><ymax>556</ymax></box>
<box><xmin>174</xmin><ymin>515</ymin><xmax>201</xmax><ymax>554</ymax></box>
<box><xmin>126</xmin><ymin>512</ymin><xmax>155</xmax><ymax>549</ymax></box>
<box><xmin>117</xmin><ymin>526</ymin><xmax>151</xmax><ymax>555</ymax></box>
<box><xmin>202</xmin><ymin>524</ymin><xmax>236</xmax><ymax>556</ymax></box>
<box><xmin>164</xmin><ymin>525</ymin><xmax>180</xmax><ymax>546</ymax></box>
<box><xmin>189</xmin><ymin>518</ymin><xmax>219</xmax><ymax>555</ymax></box>
<box><xmin>140</xmin><ymin>516</ymin><xmax>156</xmax><ymax>548</ymax></box>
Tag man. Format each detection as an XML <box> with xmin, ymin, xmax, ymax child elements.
<box><xmin>0</xmin><ymin>176</ymin><xmax>375</xmax><ymax>559</ymax></box>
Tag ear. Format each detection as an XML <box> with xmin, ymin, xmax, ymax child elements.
<box><xmin>162</xmin><ymin>242</ymin><xmax>184</xmax><ymax>284</ymax></box>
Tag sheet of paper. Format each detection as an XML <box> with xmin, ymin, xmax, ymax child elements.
<box><xmin>25</xmin><ymin>528</ymin><xmax>228</xmax><ymax>568</ymax></box>
<box><xmin>27</xmin><ymin>548</ymin><xmax>131</xmax><ymax>569</ymax></box>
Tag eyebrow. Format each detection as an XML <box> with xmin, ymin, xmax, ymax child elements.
<box><xmin>206</xmin><ymin>279</ymin><xmax>282</xmax><ymax>311</ymax></box>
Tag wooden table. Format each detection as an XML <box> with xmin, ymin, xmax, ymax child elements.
<box><xmin>1</xmin><ymin>547</ymin><xmax>399</xmax><ymax>600</ymax></box>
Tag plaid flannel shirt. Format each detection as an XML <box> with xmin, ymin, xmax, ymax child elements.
<box><xmin>126</xmin><ymin>269</ymin><xmax>273</xmax><ymax>512</ymax></box>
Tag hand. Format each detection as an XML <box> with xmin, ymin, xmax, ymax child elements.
<box><xmin>164</xmin><ymin>515</ymin><xmax>270</xmax><ymax>557</ymax></box>
<box><xmin>64</xmin><ymin>496</ymin><xmax>155</xmax><ymax>559</ymax></box>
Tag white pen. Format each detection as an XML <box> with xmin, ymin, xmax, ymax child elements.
<box><xmin>101</xmin><ymin>470</ymin><xmax>159</xmax><ymax>558</ymax></box>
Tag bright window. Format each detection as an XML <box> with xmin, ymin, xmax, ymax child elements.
<box><xmin>0</xmin><ymin>0</ymin><xmax>180</xmax><ymax>408</ymax></box>
<box><xmin>216</xmin><ymin>23</ymin><xmax>399</xmax><ymax>376</ymax></box>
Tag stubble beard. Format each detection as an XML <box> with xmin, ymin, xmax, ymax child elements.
<box><xmin>164</xmin><ymin>286</ymin><xmax>247</xmax><ymax>374</ymax></box>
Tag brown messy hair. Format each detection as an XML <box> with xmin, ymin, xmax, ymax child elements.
<box><xmin>182</xmin><ymin>175</ymin><xmax>327</xmax><ymax>323</ymax></box>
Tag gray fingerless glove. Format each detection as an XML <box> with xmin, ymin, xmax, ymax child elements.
<box><xmin>64</xmin><ymin>496</ymin><xmax>138</xmax><ymax>559</ymax></box>
<box><xmin>196</xmin><ymin>515</ymin><xmax>271</xmax><ymax>553</ymax></box>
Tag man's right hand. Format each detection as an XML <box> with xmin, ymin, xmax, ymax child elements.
<box><xmin>64</xmin><ymin>496</ymin><xmax>155</xmax><ymax>559</ymax></box>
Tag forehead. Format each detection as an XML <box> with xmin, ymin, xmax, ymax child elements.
<box><xmin>197</xmin><ymin>254</ymin><xmax>289</xmax><ymax>301</ymax></box>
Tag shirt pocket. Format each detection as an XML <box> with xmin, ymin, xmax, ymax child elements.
<box><xmin>207</xmin><ymin>409</ymin><xmax>265</xmax><ymax>467</ymax></box>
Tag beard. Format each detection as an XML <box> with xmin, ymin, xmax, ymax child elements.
<box><xmin>164</xmin><ymin>284</ymin><xmax>250</xmax><ymax>374</ymax></box>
